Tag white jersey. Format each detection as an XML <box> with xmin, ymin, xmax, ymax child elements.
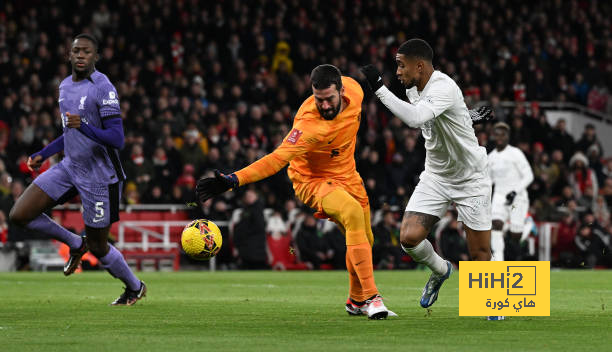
<box><xmin>488</xmin><ymin>145</ymin><xmax>534</xmax><ymax>200</ymax></box>
<box><xmin>405</xmin><ymin>71</ymin><xmax>487</xmax><ymax>182</ymax></box>
<box><xmin>376</xmin><ymin>70</ymin><xmax>488</xmax><ymax>182</ymax></box>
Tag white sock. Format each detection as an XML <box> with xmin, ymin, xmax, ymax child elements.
<box><xmin>491</xmin><ymin>230</ymin><xmax>505</xmax><ymax>261</ymax></box>
<box><xmin>402</xmin><ymin>240</ymin><xmax>448</xmax><ymax>276</ymax></box>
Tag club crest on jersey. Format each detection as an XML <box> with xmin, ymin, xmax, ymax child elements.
<box><xmin>79</xmin><ymin>96</ymin><xmax>87</xmax><ymax>110</ymax></box>
<box><xmin>287</xmin><ymin>129</ymin><xmax>303</xmax><ymax>144</ymax></box>
<box><xmin>422</xmin><ymin>95</ymin><xmax>434</xmax><ymax>105</ymax></box>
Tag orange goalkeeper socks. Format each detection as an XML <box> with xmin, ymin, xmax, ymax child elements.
<box><xmin>346</xmin><ymin>252</ymin><xmax>365</xmax><ymax>302</ymax></box>
<box><xmin>347</xmin><ymin>242</ymin><xmax>378</xmax><ymax>299</ymax></box>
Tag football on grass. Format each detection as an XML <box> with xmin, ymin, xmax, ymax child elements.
<box><xmin>180</xmin><ymin>219</ymin><xmax>222</xmax><ymax>260</ymax></box>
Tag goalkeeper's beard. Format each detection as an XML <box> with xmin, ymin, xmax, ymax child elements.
<box><xmin>318</xmin><ymin>103</ymin><xmax>341</xmax><ymax>120</ymax></box>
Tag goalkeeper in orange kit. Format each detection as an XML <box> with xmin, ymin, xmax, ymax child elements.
<box><xmin>196</xmin><ymin>64</ymin><xmax>395</xmax><ymax>319</ymax></box>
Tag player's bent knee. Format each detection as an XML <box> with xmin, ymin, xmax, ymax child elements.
<box><xmin>399</xmin><ymin>226</ymin><xmax>423</xmax><ymax>247</ymax></box>
<box><xmin>8</xmin><ymin>206</ymin><xmax>29</xmax><ymax>227</ymax></box>
<box><xmin>337</xmin><ymin>200</ymin><xmax>364</xmax><ymax>230</ymax></box>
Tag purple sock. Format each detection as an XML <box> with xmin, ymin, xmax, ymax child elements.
<box><xmin>27</xmin><ymin>214</ymin><xmax>82</xmax><ymax>249</ymax></box>
<box><xmin>100</xmin><ymin>245</ymin><xmax>141</xmax><ymax>291</ymax></box>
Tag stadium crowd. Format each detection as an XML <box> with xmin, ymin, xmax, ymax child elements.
<box><xmin>1</xmin><ymin>0</ymin><xmax>611</xmax><ymax>268</ymax></box>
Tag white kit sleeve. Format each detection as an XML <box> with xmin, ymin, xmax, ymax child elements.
<box><xmin>513</xmin><ymin>149</ymin><xmax>534</xmax><ymax>193</ymax></box>
<box><xmin>374</xmin><ymin>80</ymin><xmax>455</xmax><ymax>128</ymax></box>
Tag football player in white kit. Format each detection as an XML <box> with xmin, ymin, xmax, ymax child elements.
<box><xmin>488</xmin><ymin>122</ymin><xmax>534</xmax><ymax>261</ymax></box>
<box><xmin>361</xmin><ymin>39</ymin><xmax>492</xmax><ymax>310</ymax></box>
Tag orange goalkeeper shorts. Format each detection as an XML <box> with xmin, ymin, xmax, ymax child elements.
<box><xmin>293</xmin><ymin>176</ymin><xmax>369</xmax><ymax>219</ymax></box>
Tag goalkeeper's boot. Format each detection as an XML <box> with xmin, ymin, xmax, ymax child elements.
<box><xmin>345</xmin><ymin>297</ymin><xmax>368</xmax><ymax>316</ymax></box>
<box><xmin>110</xmin><ymin>281</ymin><xmax>147</xmax><ymax>306</ymax></box>
<box><xmin>63</xmin><ymin>235</ymin><xmax>88</xmax><ymax>276</ymax></box>
<box><xmin>366</xmin><ymin>294</ymin><xmax>398</xmax><ymax>319</ymax></box>
<box><xmin>420</xmin><ymin>260</ymin><xmax>452</xmax><ymax>308</ymax></box>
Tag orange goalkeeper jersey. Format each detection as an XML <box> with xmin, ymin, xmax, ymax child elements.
<box><xmin>234</xmin><ymin>76</ymin><xmax>363</xmax><ymax>186</ymax></box>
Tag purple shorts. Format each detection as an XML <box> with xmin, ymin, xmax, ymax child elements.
<box><xmin>34</xmin><ymin>161</ymin><xmax>122</xmax><ymax>228</ymax></box>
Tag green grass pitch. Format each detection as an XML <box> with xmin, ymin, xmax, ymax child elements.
<box><xmin>1</xmin><ymin>270</ymin><xmax>610</xmax><ymax>351</ymax></box>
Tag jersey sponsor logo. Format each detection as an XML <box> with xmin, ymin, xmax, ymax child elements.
<box><xmin>287</xmin><ymin>129</ymin><xmax>303</xmax><ymax>144</ymax></box>
<box><xmin>79</xmin><ymin>96</ymin><xmax>87</xmax><ymax>110</ymax></box>
<box><xmin>103</xmin><ymin>91</ymin><xmax>119</xmax><ymax>105</ymax></box>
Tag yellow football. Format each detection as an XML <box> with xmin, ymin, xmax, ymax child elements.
<box><xmin>180</xmin><ymin>219</ymin><xmax>222</xmax><ymax>260</ymax></box>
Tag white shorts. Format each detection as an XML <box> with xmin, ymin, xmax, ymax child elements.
<box><xmin>491</xmin><ymin>193</ymin><xmax>529</xmax><ymax>233</ymax></box>
<box><xmin>405</xmin><ymin>174</ymin><xmax>492</xmax><ymax>231</ymax></box>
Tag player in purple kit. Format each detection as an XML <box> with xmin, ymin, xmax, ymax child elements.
<box><xmin>9</xmin><ymin>34</ymin><xmax>146</xmax><ymax>306</ymax></box>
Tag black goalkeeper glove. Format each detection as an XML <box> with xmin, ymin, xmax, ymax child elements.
<box><xmin>469</xmin><ymin>106</ymin><xmax>493</xmax><ymax>125</ymax></box>
<box><xmin>195</xmin><ymin>170</ymin><xmax>239</xmax><ymax>203</ymax></box>
<box><xmin>505</xmin><ymin>191</ymin><xmax>517</xmax><ymax>206</ymax></box>
<box><xmin>360</xmin><ymin>64</ymin><xmax>384</xmax><ymax>92</ymax></box>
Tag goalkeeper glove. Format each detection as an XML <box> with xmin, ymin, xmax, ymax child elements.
<box><xmin>505</xmin><ymin>191</ymin><xmax>517</xmax><ymax>205</ymax></box>
<box><xmin>469</xmin><ymin>106</ymin><xmax>493</xmax><ymax>125</ymax></box>
<box><xmin>195</xmin><ymin>170</ymin><xmax>239</xmax><ymax>203</ymax></box>
<box><xmin>360</xmin><ymin>64</ymin><xmax>384</xmax><ymax>92</ymax></box>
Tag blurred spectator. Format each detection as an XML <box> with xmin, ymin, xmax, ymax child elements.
<box><xmin>551</xmin><ymin>120</ymin><xmax>575</xmax><ymax>162</ymax></box>
<box><xmin>574</xmin><ymin>224</ymin><xmax>606</xmax><ymax>268</ymax></box>
<box><xmin>124</xmin><ymin>144</ymin><xmax>154</xmax><ymax>195</ymax></box>
<box><xmin>295</xmin><ymin>214</ymin><xmax>327</xmax><ymax>270</ymax></box>
<box><xmin>576</xmin><ymin>124</ymin><xmax>603</xmax><ymax>155</ymax></box>
<box><xmin>175</xmin><ymin>164</ymin><xmax>196</xmax><ymax>189</ymax></box>
<box><xmin>568</xmin><ymin>152</ymin><xmax>598</xmax><ymax>210</ymax></box>
<box><xmin>179</xmin><ymin>127</ymin><xmax>207</xmax><ymax>173</ymax></box>
<box><xmin>372</xmin><ymin>211</ymin><xmax>402</xmax><ymax>269</ymax></box>
<box><xmin>233</xmin><ymin>190</ymin><xmax>267</xmax><ymax>269</ymax></box>
<box><xmin>551</xmin><ymin>209</ymin><xmax>578</xmax><ymax>268</ymax></box>
<box><xmin>0</xmin><ymin>210</ymin><xmax>8</xmax><ymax>244</ymax></box>
<box><xmin>436</xmin><ymin>212</ymin><xmax>470</xmax><ymax>267</ymax></box>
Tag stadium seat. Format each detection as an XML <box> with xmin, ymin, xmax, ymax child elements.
<box><xmin>266</xmin><ymin>231</ymin><xmax>308</xmax><ymax>270</ymax></box>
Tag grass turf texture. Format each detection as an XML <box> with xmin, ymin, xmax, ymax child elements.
<box><xmin>1</xmin><ymin>270</ymin><xmax>610</xmax><ymax>352</ymax></box>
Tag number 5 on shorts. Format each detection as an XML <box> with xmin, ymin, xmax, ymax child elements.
<box><xmin>95</xmin><ymin>201</ymin><xmax>105</xmax><ymax>221</ymax></box>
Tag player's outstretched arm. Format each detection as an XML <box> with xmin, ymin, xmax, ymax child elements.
<box><xmin>196</xmin><ymin>121</ymin><xmax>318</xmax><ymax>202</ymax></box>
<box><xmin>28</xmin><ymin>135</ymin><xmax>65</xmax><ymax>170</ymax></box>
<box><xmin>360</xmin><ymin>64</ymin><xmax>436</xmax><ymax>128</ymax></box>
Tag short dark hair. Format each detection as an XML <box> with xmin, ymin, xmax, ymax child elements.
<box><xmin>74</xmin><ymin>33</ymin><xmax>99</xmax><ymax>51</ymax></box>
<box><xmin>310</xmin><ymin>64</ymin><xmax>342</xmax><ymax>90</ymax></box>
<box><xmin>397</xmin><ymin>39</ymin><xmax>433</xmax><ymax>62</ymax></box>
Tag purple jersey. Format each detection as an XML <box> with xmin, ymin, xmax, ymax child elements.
<box><xmin>58</xmin><ymin>70</ymin><xmax>125</xmax><ymax>183</ymax></box>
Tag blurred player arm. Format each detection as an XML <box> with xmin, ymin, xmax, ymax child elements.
<box><xmin>373</xmin><ymin>86</ymin><xmax>438</xmax><ymax>127</ymax></box>
<box><xmin>28</xmin><ymin>135</ymin><xmax>65</xmax><ymax>169</ymax></box>
<box><xmin>361</xmin><ymin>64</ymin><xmax>457</xmax><ymax>128</ymax></box>
<box><xmin>196</xmin><ymin>121</ymin><xmax>319</xmax><ymax>202</ymax></box>
<box><xmin>77</xmin><ymin>115</ymin><xmax>125</xmax><ymax>149</ymax></box>
<box><xmin>234</xmin><ymin>127</ymin><xmax>317</xmax><ymax>185</ymax></box>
